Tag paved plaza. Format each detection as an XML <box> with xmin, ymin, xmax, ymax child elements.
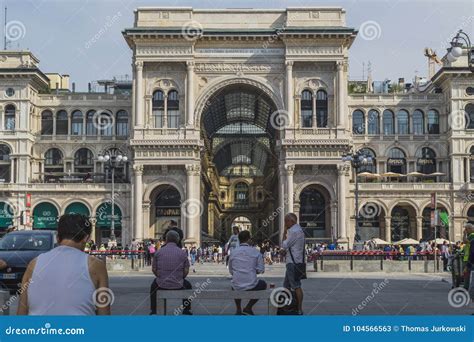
<box><xmin>112</xmin><ymin>266</ymin><xmax>471</xmax><ymax>315</ymax></box>
<box><xmin>21</xmin><ymin>264</ymin><xmax>470</xmax><ymax>316</ymax></box>
<box><xmin>6</xmin><ymin>263</ymin><xmax>470</xmax><ymax>315</ymax></box>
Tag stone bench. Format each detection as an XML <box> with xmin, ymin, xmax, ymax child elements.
<box><xmin>156</xmin><ymin>289</ymin><xmax>278</xmax><ymax>315</ymax></box>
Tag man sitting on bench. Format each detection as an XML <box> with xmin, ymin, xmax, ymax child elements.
<box><xmin>150</xmin><ymin>230</ymin><xmax>192</xmax><ymax>315</ymax></box>
<box><xmin>228</xmin><ymin>230</ymin><xmax>266</xmax><ymax>315</ymax></box>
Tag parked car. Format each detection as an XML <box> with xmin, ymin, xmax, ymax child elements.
<box><xmin>0</xmin><ymin>230</ymin><xmax>57</xmax><ymax>293</ymax></box>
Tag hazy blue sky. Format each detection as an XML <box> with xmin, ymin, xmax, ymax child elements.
<box><xmin>5</xmin><ymin>0</ymin><xmax>473</xmax><ymax>90</ymax></box>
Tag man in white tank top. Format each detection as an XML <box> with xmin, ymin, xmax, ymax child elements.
<box><xmin>17</xmin><ymin>214</ymin><xmax>110</xmax><ymax>315</ymax></box>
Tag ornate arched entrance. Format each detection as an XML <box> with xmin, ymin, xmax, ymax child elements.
<box><xmin>199</xmin><ymin>82</ymin><xmax>281</xmax><ymax>244</ymax></box>
<box><xmin>150</xmin><ymin>185</ymin><xmax>182</xmax><ymax>239</ymax></box>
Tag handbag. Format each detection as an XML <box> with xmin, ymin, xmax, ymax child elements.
<box><xmin>288</xmin><ymin>243</ymin><xmax>307</xmax><ymax>280</ymax></box>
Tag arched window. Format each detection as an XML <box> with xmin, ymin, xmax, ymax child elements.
<box><xmin>367</xmin><ymin>109</ymin><xmax>380</xmax><ymax>135</ymax></box>
<box><xmin>4</xmin><ymin>104</ymin><xmax>15</xmax><ymax>131</ymax></box>
<box><xmin>412</xmin><ymin>110</ymin><xmax>424</xmax><ymax>135</ymax></box>
<box><xmin>383</xmin><ymin>110</ymin><xmax>394</xmax><ymax>134</ymax></box>
<box><xmin>71</xmin><ymin>110</ymin><xmax>83</xmax><ymax>136</ymax></box>
<box><xmin>316</xmin><ymin>90</ymin><xmax>328</xmax><ymax>127</ymax></box>
<box><xmin>301</xmin><ymin>90</ymin><xmax>313</xmax><ymax>128</ymax></box>
<box><xmin>352</xmin><ymin>110</ymin><xmax>365</xmax><ymax>134</ymax></box>
<box><xmin>234</xmin><ymin>182</ymin><xmax>249</xmax><ymax>205</ymax></box>
<box><xmin>416</xmin><ymin>147</ymin><xmax>436</xmax><ymax>174</ymax></box>
<box><xmin>98</xmin><ymin>111</ymin><xmax>113</xmax><ymax>137</ymax></box>
<box><xmin>427</xmin><ymin>109</ymin><xmax>440</xmax><ymax>134</ymax></box>
<box><xmin>0</xmin><ymin>144</ymin><xmax>11</xmax><ymax>183</ymax></box>
<box><xmin>41</xmin><ymin>110</ymin><xmax>53</xmax><ymax>135</ymax></box>
<box><xmin>387</xmin><ymin>147</ymin><xmax>406</xmax><ymax>174</ymax></box>
<box><xmin>116</xmin><ymin>110</ymin><xmax>128</xmax><ymax>137</ymax></box>
<box><xmin>152</xmin><ymin>90</ymin><xmax>164</xmax><ymax>128</ymax></box>
<box><xmin>358</xmin><ymin>148</ymin><xmax>376</xmax><ymax>174</ymax></box>
<box><xmin>167</xmin><ymin>90</ymin><xmax>179</xmax><ymax>128</ymax></box>
<box><xmin>56</xmin><ymin>110</ymin><xmax>68</xmax><ymax>135</ymax></box>
<box><xmin>466</xmin><ymin>104</ymin><xmax>474</xmax><ymax>129</ymax></box>
<box><xmin>44</xmin><ymin>148</ymin><xmax>63</xmax><ymax>182</ymax></box>
<box><xmin>86</xmin><ymin>110</ymin><xmax>96</xmax><ymax>136</ymax></box>
<box><xmin>74</xmin><ymin>148</ymin><xmax>93</xmax><ymax>174</ymax></box>
<box><xmin>397</xmin><ymin>109</ymin><xmax>409</xmax><ymax>134</ymax></box>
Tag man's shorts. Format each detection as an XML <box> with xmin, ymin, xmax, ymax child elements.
<box><xmin>283</xmin><ymin>263</ymin><xmax>302</xmax><ymax>290</ymax></box>
<box><xmin>232</xmin><ymin>279</ymin><xmax>267</xmax><ymax>291</ymax></box>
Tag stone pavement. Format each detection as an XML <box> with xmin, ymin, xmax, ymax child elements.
<box><xmin>8</xmin><ymin>262</ymin><xmax>471</xmax><ymax>315</ymax></box>
<box><xmin>105</xmin><ymin>263</ymin><xmax>470</xmax><ymax>315</ymax></box>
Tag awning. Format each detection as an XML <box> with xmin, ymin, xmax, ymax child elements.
<box><xmin>95</xmin><ymin>203</ymin><xmax>122</xmax><ymax>228</ymax></box>
<box><xmin>33</xmin><ymin>202</ymin><xmax>58</xmax><ymax>229</ymax></box>
<box><xmin>65</xmin><ymin>202</ymin><xmax>90</xmax><ymax>217</ymax></box>
<box><xmin>0</xmin><ymin>202</ymin><xmax>13</xmax><ymax>229</ymax></box>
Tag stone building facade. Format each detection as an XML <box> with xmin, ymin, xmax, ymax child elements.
<box><xmin>0</xmin><ymin>7</ymin><xmax>472</xmax><ymax>248</ymax></box>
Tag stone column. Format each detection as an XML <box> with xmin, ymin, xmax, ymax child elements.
<box><xmin>185</xmin><ymin>164</ymin><xmax>201</xmax><ymax>246</ymax></box>
<box><xmin>337</xmin><ymin>61</ymin><xmax>346</xmax><ymax>128</ymax></box>
<box><xmin>278</xmin><ymin>165</ymin><xmax>286</xmax><ymax>243</ymax></box>
<box><xmin>186</xmin><ymin>61</ymin><xmax>195</xmax><ymax>127</ymax></box>
<box><xmin>133</xmin><ymin>164</ymin><xmax>144</xmax><ymax>241</ymax></box>
<box><xmin>416</xmin><ymin>216</ymin><xmax>423</xmax><ymax>241</ymax></box>
<box><xmin>337</xmin><ymin>165</ymin><xmax>349</xmax><ymax>244</ymax></box>
<box><xmin>10</xmin><ymin>157</ymin><xmax>15</xmax><ymax>183</ymax></box>
<box><xmin>91</xmin><ymin>220</ymin><xmax>96</xmax><ymax>244</ymax></box>
<box><xmin>135</xmin><ymin>61</ymin><xmax>144</xmax><ymax>127</ymax></box>
<box><xmin>143</xmin><ymin>201</ymin><xmax>151</xmax><ymax>239</ymax></box>
<box><xmin>331</xmin><ymin>201</ymin><xmax>338</xmax><ymax>240</ymax></box>
<box><xmin>385</xmin><ymin>216</ymin><xmax>392</xmax><ymax>243</ymax></box>
<box><xmin>466</xmin><ymin>157</ymin><xmax>471</xmax><ymax>183</ymax></box>
<box><xmin>285</xmin><ymin>61</ymin><xmax>294</xmax><ymax>126</ymax></box>
<box><xmin>285</xmin><ymin>164</ymin><xmax>295</xmax><ymax>214</ymax></box>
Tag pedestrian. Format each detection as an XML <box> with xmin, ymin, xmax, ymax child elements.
<box><xmin>281</xmin><ymin>213</ymin><xmax>305</xmax><ymax>315</ymax></box>
<box><xmin>150</xmin><ymin>230</ymin><xmax>192</xmax><ymax>315</ymax></box>
<box><xmin>441</xmin><ymin>241</ymin><xmax>450</xmax><ymax>271</ymax></box>
<box><xmin>226</xmin><ymin>226</ymin><xmax>240</xmax><ymax>266</ymax></box>
<box><xmin>228</xmin><ymin>230</ymin><xmax>266</xmax><ymax>315</ymax></box>
<box><xmin>462</xmin><ymin>223</ymin><xmax>474</xmax><ymax>289</ymax></box>
<box><xmin>162</xmin><ymin>220</ymin><xmax>184</xmax><ymax>248</ymax></box>
<box><xmin>190</xmin><ymin>246</ymin><xmax>197</xmax><ymax>265</ymax></box>
<box><xmin>17</xmin><ymin>214</ymin><xmax>110</xmax><ymax>315</ymax></box>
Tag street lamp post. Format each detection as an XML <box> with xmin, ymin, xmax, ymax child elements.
<box><xmin>446</xmin><ymin>29</ymin><xmax>473</xmax><ymax>71</ymax></box>
<box><xmin>98</xmin><ymin>152</ymin><xmax>128</xmax><ymax>243</ymax></box>
<box><xmin>342</xmin><ymin>150</ymin><xmax>373</xmax><ymax>247</ymax></box>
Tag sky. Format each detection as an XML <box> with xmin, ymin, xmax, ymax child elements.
<box><xmin>4</xmin><ymin>0</ymin><xmax>473</xmax><ymax>90</ymax></box>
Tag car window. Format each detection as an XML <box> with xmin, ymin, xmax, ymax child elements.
<box><xmin>0</xmin><ymin>234</ymin><xmax>52</xmax><ymax>251</ymax></box>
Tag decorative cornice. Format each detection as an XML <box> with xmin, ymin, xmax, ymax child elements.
<box><xmin>194</xmin><ymin>63</ymin><xmax>284</xmax><ymax>73</ymax></box>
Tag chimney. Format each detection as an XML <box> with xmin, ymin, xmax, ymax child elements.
<box><xmin>88</xmin><ymin>83</ymin><xmax>91</xmax><ymax>93</ymax></box>
<box><xmin>62</xmin><ymin>74</ymin><xmax>70</xmax><ymax>90</ymax></box>
<box><xmin>72</xmin><ymin>82</ymin><xmax>76</xmax><ymax>93</ymax></box>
